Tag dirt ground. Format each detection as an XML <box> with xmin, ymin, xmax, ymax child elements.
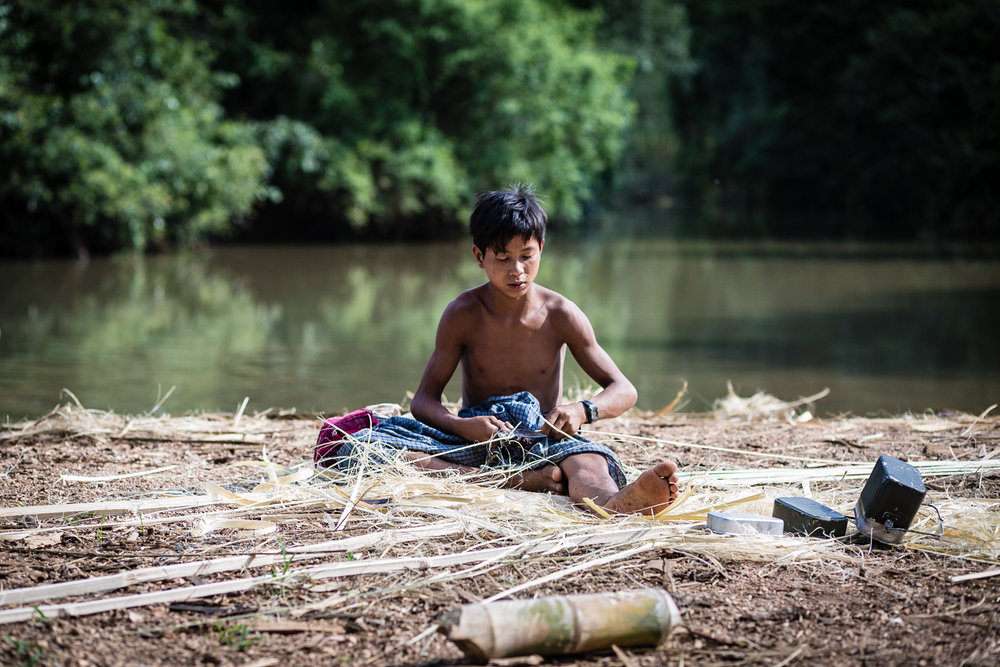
<box><xmin>1</xmin><ymin>402</ymin><xmax>998</xmax><ymax>666</ymax></box>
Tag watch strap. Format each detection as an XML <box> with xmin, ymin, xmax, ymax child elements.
<box><xmin>580</xmin><ymin>399</ymin><xmax>598</xmax><ymax>424</ymax></box>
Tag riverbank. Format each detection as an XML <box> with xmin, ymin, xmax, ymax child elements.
<box><xmin>1</xmin><ymin>397</ymin><xmax>998</xmax><ymax>665</ymax></box>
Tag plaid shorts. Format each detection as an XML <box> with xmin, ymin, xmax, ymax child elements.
<box><xmin>316</xmin><ymin>392</ymin><xmax>626</xmax><ymax>489</ymax></box>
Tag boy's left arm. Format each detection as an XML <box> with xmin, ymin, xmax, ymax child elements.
<box><xmin>542</xmin><ymin>305</ymin><xmax>637</xmax><ymax>439</ymax></box>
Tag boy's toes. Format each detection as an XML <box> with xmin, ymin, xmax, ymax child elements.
<box><xmin>653</xmin><ymin>461</ymin><xmax>679</xmax><ymax>502</ymax></box>
<box><xmin>653</xmin><ymin>460</ymin><xmax>678</xmax><ymax>479</ymax></box>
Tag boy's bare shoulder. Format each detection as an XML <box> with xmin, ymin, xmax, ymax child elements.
<box><xmin>532</xmin><ymin>285</ymin><xmax>593</xmax><ymax>343</ymax></box>
<box><xmin>439</xmin><ymin>285</ymin><xmax>487</xmax><ymax>327</ymax></box>
<box><xmin>536</xmin><ymin>284</ymin><xmax>585</xmax><ymax>320</ymax></box>
<box><xmin>536</xmin><ymin>284</ymin><xmax>571</xmax><ymax>305</ymax></box>
<box><xmin>448</xmin><ymin>284</ymin><xmax>487</xmax><ymax>310</ymax></box>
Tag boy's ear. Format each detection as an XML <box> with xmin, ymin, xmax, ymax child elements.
<box><xmin>472</xmin><ymin>245</ymin><xmax>485</xmax><ymax>268</ymax></box>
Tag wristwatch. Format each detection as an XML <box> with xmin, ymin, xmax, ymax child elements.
<box><xmin>580</xmin><ymin>399</ymin><xmax>599</xmax><ymax>424</ymax></box>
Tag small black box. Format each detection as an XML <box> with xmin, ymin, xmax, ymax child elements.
<box><xmin>772</xmin><ymin>497</ymin><xmax>848</xmax><ymax>538</ymax></box>
<box><xmin>854</xmin><ymin>454</ymin><xmax>926</xmax><ymax>545</ymax></box>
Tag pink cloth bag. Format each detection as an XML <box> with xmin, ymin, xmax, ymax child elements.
<box><xmin>314</xmin><ymin>408</ymin><xmax>380</xmax><ymax>467</ymax></box>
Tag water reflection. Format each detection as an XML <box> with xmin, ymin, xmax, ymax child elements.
<box><xmin>1</xmin><ymin>241</ymin><xmax>998</xmax><ymax>419</ymax></box>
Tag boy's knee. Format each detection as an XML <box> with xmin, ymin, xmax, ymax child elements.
<box><xmin>560</xmin><ymin>452</ymin><xmax>611</xmax><ymax>477</ymax></box>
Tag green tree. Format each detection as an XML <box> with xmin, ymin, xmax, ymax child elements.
<box><xmin>0</xmin><ymin>0</ymin><xmax>271</xmax><ymax>258</ymax></box>
<box><xmin>1</xmin><ymin>0</ymin><xmax>643</xmax><ymax>256</ymax></box>
<box><xmin>671</xmin><ymin>0</ymin><xmax>1000</xmax><ymax>240</ymax></box>
<box><xmin>568</xmin><ymin>0</ymin><xmax>694</xmax><ymax>205</ymax></box>
<box><xmin>205</xmin><ymin>0</ymin><xmax>637</xmax><ymax>238</ymax></box>
<box><xmin>838</xmin><ymin>2</ymin><xmax>1000</xmax><ymax>239</ymax></box>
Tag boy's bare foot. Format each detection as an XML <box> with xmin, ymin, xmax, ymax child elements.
<box><xmin>502</xmin><ymin>464</ymin><xmax>566</xmax><ymax>495</ymax></box>
<box><xmin>603</xmin><ymin>461</ymin><xmax>679</xmax><ymax>516</ymax></box>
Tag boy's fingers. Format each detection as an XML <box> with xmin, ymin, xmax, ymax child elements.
<box><xmin>483</xmin><ymin>418</ymin><xmax>513</xmax><ymax>443</ymax></box>
<box><xmin>491</xmin><ymin>419</ymin><xmax>512</xmax><ymax>434</ymax></box>
<box><xmin>546</xmin><ymin>420</ymin><xmax>573</xmax><ymax>440</ymax></box>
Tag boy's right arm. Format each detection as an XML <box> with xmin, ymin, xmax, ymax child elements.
<box><xmin>409</xmin><ymin>302</ymin><xmax>512</xmax><ymax>442</ymax></box>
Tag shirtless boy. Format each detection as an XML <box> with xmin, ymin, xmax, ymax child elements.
<box><xmin>401</xmin><ymin>186</ymin><xmax>679</xmax><ymax>515</ymax></box>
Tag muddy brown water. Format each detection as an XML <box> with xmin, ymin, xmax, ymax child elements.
<box><xmin>1</xmin><ymin>240</ymin><xmax>998</xmax><ymax>420</ymax></box>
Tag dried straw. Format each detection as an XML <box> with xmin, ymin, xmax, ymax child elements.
<box><xmin>2</xmin><ymin>398</ymin><xmax>998</xmax><ymax>628</ymax></box>
<box><xmin>713</xmin><ymin>382</ymin><xmax>830</xmax><ymax>421</ymax></box>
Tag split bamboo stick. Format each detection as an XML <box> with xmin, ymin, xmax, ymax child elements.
<box><xmin>0</xmin><ymin>526</ymin><xmax>696</xmax><ymax>624</ymax></box>
<box><xmin>0</xmin><ymin>495</ymin><xmax>219</xmax><ymax>521</ymax></box>
<box><xmin>0</xmin><ymin>523</ymin><xmax>464</xmax><ymax>608</ymax></box>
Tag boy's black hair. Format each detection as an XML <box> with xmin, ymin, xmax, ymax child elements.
<box><xmin>469</xmin><ymin>185</ymin><xmax>547</xmax><ymax>254</ymax></box>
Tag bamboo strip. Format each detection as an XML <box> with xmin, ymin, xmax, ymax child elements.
<box><xmin>653</xmin><ymin>380</ymin><xmax>688</xmax><ymax>417</ymax></box>
<box><xmin>651</xmin><ymin>486</ymin><xmax>696</xmax><ymax>519</ymax></box>
<box><xmin>59</xmin><ymin>465</ymin><xmax>178</xmax><ymax>483</ymax></box>
<box><xmin>686</xmin><ymin>492</ymin><xmax>767</xmax><ymax>515</ymax></box>
<box><xmin>0</xmin><ymin>495</ymin><xmax>218</xmax><ymax>521</ymax></box>
<box><xmin>234</xmin><ymin>396</ymin><xmax>250</xmax><ymax>427</ymax></box>
<box><xmin>190</xmin><ymin>518</ymin><xmax>277</xmax><ymax>537</ymax></box>
<box><xmin>482</xmin><ymin>544</ymin><xmax>655</xmax><ymax>604</ymax></box>
<box><xmin>649</xmin><ymin>492</ymin><xmax>766</xmax><ymax>523</ymax></box>
<box><xmin>0</xmin><ymin>571</ymin><xmax>275</xmax><ymax>624</ymax></box>
<box><xmin>950</xmin><ymin>568</ymin><xmax>1000</xmax><ymax>583</ymax></box>
<box><xmin>678</xmin><ymin>460</ymin><xmax>1000</xmax><ymax>486</ymax></box>
<box><xmin>583</xmin><ymin>431</ymin><xmax>842</xmax><ymax>465</ymax></box>
<box><xmin>0</xmin><ymin>526</ymin><xmax>688</xmax><ymax>624</ymax></box>
<box><xmin>1</xmin><ymin>495</ymin><xmax>334</xmax><ymax>541</ymax></box>
<box><xmin>910</xmin><ymin>544</ymin><xmax>1000</xmax><ymax>564</ymax></box>
<box><xmin>960</xmin><ymin>404</ymin><xmax>998</xmax><ymax>438</ymax></box>
<box><xmin>582</xmin><ymin>498</ymin><xmax>612</xmax><ymax>518</ymax></box>
<box><xmin>0</xmin><ymin>523</ymin><xmax>465</xmax><ymax>608</ymax></box>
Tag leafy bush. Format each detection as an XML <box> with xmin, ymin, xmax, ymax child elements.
<box><xmin>207</xmin><ymin>0</ymin><xmax>637</xmax><ymax>236</ymax></box>
<box><xmin>0</xmin><ymin>1</ymin><xmax>270</xmax><ymax>257</ymax></box>
<box><xmin>671</xmin><ymin>0</ymin><xmax>1000</xmax><ymax>239</ymax></box>
<box><xmin>1</xmin><ymin>0</ymin><xmax>640</xmax><ymax>255</ymax></box>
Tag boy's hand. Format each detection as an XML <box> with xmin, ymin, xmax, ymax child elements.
<box><xmin>459</xmin><ymin>415</ymin><xmax>513</xmax><ymax>444</ymax></box>
<box><xmin>541</xmin><ymin>403</ymin><xmax>588</xmax><ymax>440</ymax></box>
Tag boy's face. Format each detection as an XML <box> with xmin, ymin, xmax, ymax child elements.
<box><xmin>473</xmin><ymin>235</ymin><xmax>544</xmax><ymax>299</ymax></box>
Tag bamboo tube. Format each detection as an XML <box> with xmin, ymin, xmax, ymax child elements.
<box><xmin>438</xmin><ymin>588</ymin><xmax>680</xmax><ymax>663</ymax></box>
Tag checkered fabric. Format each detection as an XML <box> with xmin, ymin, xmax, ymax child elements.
<box><xmin>328</xmin><ymin>391</ymin><xmax>626</xmax><ymax>488</ymax></box>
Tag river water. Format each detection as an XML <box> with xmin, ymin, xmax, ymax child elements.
<box><xmin>1</xmin><ymin>240</ymin><xmax>997</xmax><ymax>420</ymax></box>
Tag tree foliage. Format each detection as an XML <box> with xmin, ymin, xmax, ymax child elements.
<box><xmin>5</xmin><ymin>0</ymin><xmax>994</xmax><ymax>254</ymax></box>
<box><xmin>0</xmin><ymin>0</ymin><xmax>271</xmax><ymax>257</ymax></box>
<box><xmin>671</xmin><ymin>0</ymin><xmax>1000</xmax><ymax>239</ymax></box>
<box><xmin>568</xmin><ymin>0</ymin><xmax>694</xmax><ymax>201</ymax></box>
<box><xmin>0</xmin><ymin>0</ymin><xmax>639</xmax><ymax>255</ymax></box>
<box><xmin>204</xmin><ymin>0</ymin><xmax>637</xmax><ymax>239</ymax></box>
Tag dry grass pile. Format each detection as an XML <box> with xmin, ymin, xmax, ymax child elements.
<box><xmin>0</xmin><ymin>391</ymin><xmax>1000</xmax><ymax>664</ymax></box>
<box><xmin>1</xmin><ymin>389</ymin><xmax>998</xmax><ymax>660</ymax></box>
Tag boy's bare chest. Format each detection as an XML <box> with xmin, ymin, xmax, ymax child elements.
<box><xmin>462</xmin><ymin>317</ymin><xmax>563</xmax><ymax>377</ymax></box>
